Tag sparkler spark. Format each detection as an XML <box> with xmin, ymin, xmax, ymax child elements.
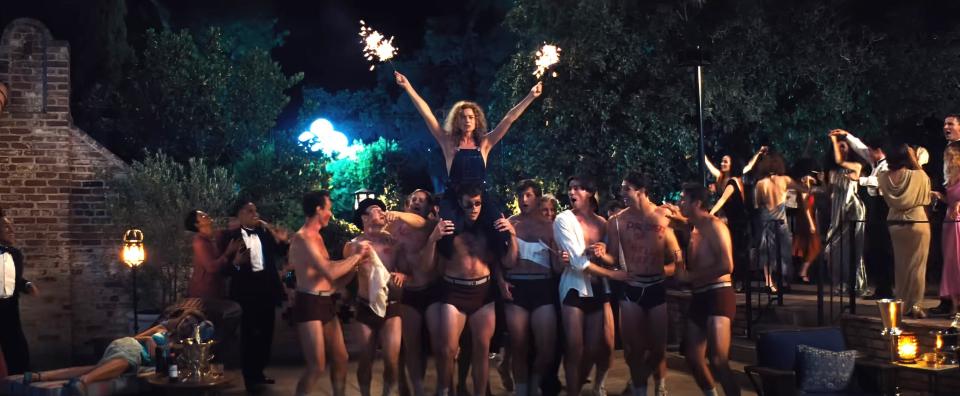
<box><xmin>359</xmin><ymin>20</ymin><xmax>397</xmax><ymax>71</ymax></box>
<box><xmin>533</xmin><ymin>43</ymin><xmax>561</xmax><ymax>79</ymax></box>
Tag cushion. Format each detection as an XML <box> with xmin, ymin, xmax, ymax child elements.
<box><xmin>796</xmin><ymin>344</ymin><xmax>857</xmax><ymax>393</ymax></box>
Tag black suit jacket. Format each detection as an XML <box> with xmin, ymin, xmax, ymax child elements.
<box><xmin>218</xmin><ymin>227</ymin><xmax>287</xmax><ymax>305</ymax></box>
<box><xmin>0</xmin><ymin>244</ymin><xmax>28</xmax><ymax>301</ymax></box>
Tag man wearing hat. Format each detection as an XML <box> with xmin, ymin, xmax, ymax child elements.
<box><xmin>346</xmin><ymin>198</ymin><xmax>427</xmax><ymax>396</ymax></box>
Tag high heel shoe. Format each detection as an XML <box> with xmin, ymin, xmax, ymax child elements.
<box><xmin>909</xmin><ymin>305</ymin><xmax>928</xmax><ymax>319</ymax></box>
<box><xmin>799</xmin><ymin>275</ymin><xmax>811</xmax><ymax>284</ymax></box>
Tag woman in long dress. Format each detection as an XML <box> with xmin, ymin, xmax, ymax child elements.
<box><xmin>879</xmin><ymin>143</ymin><xmax>931</xmax><ymax>318</ymax></box>
<box><xmin>824</xmin><ymin>134</ymin><xmax>866</xmax><ymax>294</ymax></box>
<box><xmin>706</xmin><ymin>147</ymin><xmax>765</xmax><ymax>291</ymax></box>
<box><xmin>940</xmin><ymin>141</ymin><xmax>960</xmax><ymax>316</ymax></box>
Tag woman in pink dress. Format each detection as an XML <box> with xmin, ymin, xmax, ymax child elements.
<box><xmin>941</xmin><ymin>141</ymin><xmax>960</xmax><ymax>316</ymax></box>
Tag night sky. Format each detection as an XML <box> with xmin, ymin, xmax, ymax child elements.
<box><xmin>161</xmin><ymin>0</ymin><xmax>492</xmax><ymax>91</ymax></box>
<box><xmin>0</xmin><ymin>0</ymin><xmax>487</xmax><ymax>91</ymax></box>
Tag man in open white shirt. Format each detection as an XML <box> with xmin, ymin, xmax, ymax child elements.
<box><xmin>832</xmin><ymin>129</ymin><xmax>894</xmax><ymax>299</ymax></box>
<box><xmin>0</xmin><ymin>212</ymin><xmax>39</xmax><ymax>375</ymax></box>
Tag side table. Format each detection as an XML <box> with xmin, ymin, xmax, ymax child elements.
<box><xmin>892</xmin><ymin>361</ymin><xmax>960</xmax><ymax>396</ymax></box>
<box><xmin>144</xmin><ymin>372</ymin><xmax>236</xmax><ymax>396</ymax></box>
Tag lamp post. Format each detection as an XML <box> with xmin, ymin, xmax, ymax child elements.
<box><xmin>354</xmin><ymin>188</ymin><xmax>377</xmax><ymax>210</ymax></box>
<box><xmin>121</xmin><ymin>229</ymin><xmax>145</xmax><ymax>333</ymax></box>
<box><xmin>680</xmin><ymin>46</ymin><xmax>711</xmax><ymax>186</ymax></box>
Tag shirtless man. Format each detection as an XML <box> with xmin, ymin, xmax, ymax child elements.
<box><xmin>674</xmin><ymin>183</ymin><xmax>740</xmax><ymax>396</ymax></box>
<box><xmin>500</xmin><ymin>180</ymin><xmax>562</xmax><ymax>396</ymax></box>
<box><xmin>422</xmin><ymin>184</ymin><xmax>518</xmax><ymax>396</ymax></box>
<box><xmin>345</xmin><ymin>198</ymin><xmax>428</xmax><ymax>396</ymax></box>
<box><xmin>596</xmin><ymin>172</ymin><xmax>681</xmax><ymax>396</ymax></box>
<box><xmin>288</xmin><ymin>190</ymin><xmax>371</xmax><ymax>396</ymax></box>
<box><xmin>387</xmin><ymin>190</ymin><xmax>439</xmax><ymax>396</ymax></box>
<box><xmin>555</xmin><ymin>175</ymin><xmax>629</xmax><ymax>396</ymax></box>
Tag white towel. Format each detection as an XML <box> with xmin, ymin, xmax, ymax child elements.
<box><xmin>367</xmin><ymin>249</ymin><xmax>391</xmax><ymax>317</ymax></box>
<box><xmin>554</xmin><ymin>210</ymin><xmax>594</xmax><ymax>300</ymax></box>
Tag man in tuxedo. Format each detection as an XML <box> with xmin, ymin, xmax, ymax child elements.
<box><xmin>220</xmin><ymin>201</ymin><xmax>289</xmax><ymax>390</ymax></box>
<box><xmin>0</xmin><ymin>211</ymin><xmax>40</xmax><ymax>375</ymax></box>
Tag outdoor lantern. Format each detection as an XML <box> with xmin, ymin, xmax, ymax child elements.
<box><xmin>897</xmin><ymin>332</ymin><xmax>919</xmax><ymax>363</ymax></box>
<box><xmin>354</xmin><ymin>188</ymin><xmax>377</xmax><ymax>210</ymax></box>
<box><xmin>121</xmin><ymin>229</ymin><xmax>145</xmax><ymax>332</ymax></box>
<box><xmin>121</xmin><ymin>229</ymin><xmax>145</xmax><ymax>267</ymax></box>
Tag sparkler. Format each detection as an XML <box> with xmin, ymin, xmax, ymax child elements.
<box><xmin>533</xmin><ymin>43</ymin><xmax>561</xmax><ymax>79</ymax></box>
<box><xmin>359</xmin><ymin>20</ymin><xmax>397</xmax><ymax>71</ymax></box>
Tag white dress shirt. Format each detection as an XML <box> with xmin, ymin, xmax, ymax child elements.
<box><xmin>846</xmin><ymin>133</ymin><xmax>887</xmax><ymax>196</ymax></box>
<box><xmin>241</xmin><ymin>228</ymin><xmax>264</xmax><ymax>272</ymax></box>
<box><xmin>554</xmin><ymin>210</ymin><xmax>596</xmax><ymax>300</ymax></box>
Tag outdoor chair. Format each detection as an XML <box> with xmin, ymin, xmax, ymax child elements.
<box><xmin>745</xmin><ymin>327</ymin><xmax>894</xmax><ymax>396</ymax></box>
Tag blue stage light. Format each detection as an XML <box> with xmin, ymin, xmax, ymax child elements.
<box><xmin>298</xmin><ymin>118</ymin><xmax>363</xmax><ymax>158</ymax></box>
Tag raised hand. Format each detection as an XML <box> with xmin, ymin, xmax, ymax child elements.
<box><xmin>530</xmin><ymin>81</ymin><xmax>543</xmax><ymax>98</ymax></box>
<box><xmin>395</xmin><ymin>71</ymin><xmax>409</xmax><ymax>88</ymax></box>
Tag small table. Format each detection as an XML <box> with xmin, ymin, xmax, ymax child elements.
<box><xmin>144</xmin><ymin>372</ymin><xmax>235</xmax><ymax>396</ymax></box>
<box><xmin>892</xmin><ymin>361</ymin><xmax>960</xmax><ymax>396</ymax></box>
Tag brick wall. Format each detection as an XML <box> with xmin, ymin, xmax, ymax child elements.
<box><xmin>0</xmin><ymin>18</ymin><xmax>129</xmax><ymax>368</ymax></box>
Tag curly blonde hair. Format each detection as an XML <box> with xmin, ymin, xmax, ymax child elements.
<box><xmin>946</xmin><ymin>141</ymin><xmax>960</xmax><ymax>185</ymax></box>
<box><xmin>443</xmin><ymin>101</ymin><xmax>487</xmax><ymax>146</ymax></box>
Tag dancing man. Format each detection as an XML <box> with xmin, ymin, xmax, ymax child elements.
<box><xmin>676</xmin><ymin>183</ymin><xmax>740</xmax><ymax>396</ymax></box>
<box><xmin>421</xmin><ymin>184</ymin><xmax>518</xmax><ymax>396</ymax></box>
<box><xmin>347</xmin><ymin>198</ymin><xmax>429</xmax><ymax>396</ymax></box>
<box><xmin>596</xmin><ymin>172</ymin><xmax>681</xmax><ymax>396</ymax></box>
<box><xmin>554</xmin><ymin>175</ymin><xmax>629</xmax><ymax>396</ymax></box>
<box><xmin>389</xmin><ymin>190</ymin><xmax>440</xmax><ymax>396</ymax></box>
<box><xmin>501</xmin><ymin>180</ymin><xmax>562</xmax><ymax>395</ymax></box>
<box><xmin>289</xmin><ymin>191</ymin><xmax>370</xmax><ymax>396</ymax></box>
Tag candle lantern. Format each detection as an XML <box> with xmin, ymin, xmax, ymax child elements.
<box><xmin>897</xmin><ymin>332</ymin><xmax>919</xmax><ymax>363</ymax></box>
<box><xmin>877</xmin><ymin>299</ymin><xmax>903</xmax><ymax>336</ymax></box>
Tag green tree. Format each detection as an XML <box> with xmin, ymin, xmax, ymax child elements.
<box><xmin>489</xmin><ymin>0</ymin><xmax>882</xmax><ymax>201</ymax></box>
<box><xmin>91</xmin><ymin>27</ymin><xmax>302</xmax><ymax>163</ymax></box>
<box><xmin>107</xmin><ymin>152</ymin><xmax>237</xmax><ymax>311</ymax></box>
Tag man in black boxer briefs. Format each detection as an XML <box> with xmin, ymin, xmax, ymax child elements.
<box><xmin>421</xmin><ymin>184</ymin><xmax>518</xmax><ymax>396</ymax></box>
<box><xmin>500</xmin><ymin>179</ymin><xmax>562</xmax><ymax>396</ymax></box>
<box><xmin>595</xmin><ymin>172</ymin><xmax>681</xmax><ymax>396</ymax></box>
<box><xmin>674</xmin><ymin>183</ymin><xmax>740</xmax><ymax>396</ymax></box>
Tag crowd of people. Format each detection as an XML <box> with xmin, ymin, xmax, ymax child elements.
<box><xmin>2</xmin><ymin>69</ymin><xmax>960</xmax><ymax>396</ymax></box>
